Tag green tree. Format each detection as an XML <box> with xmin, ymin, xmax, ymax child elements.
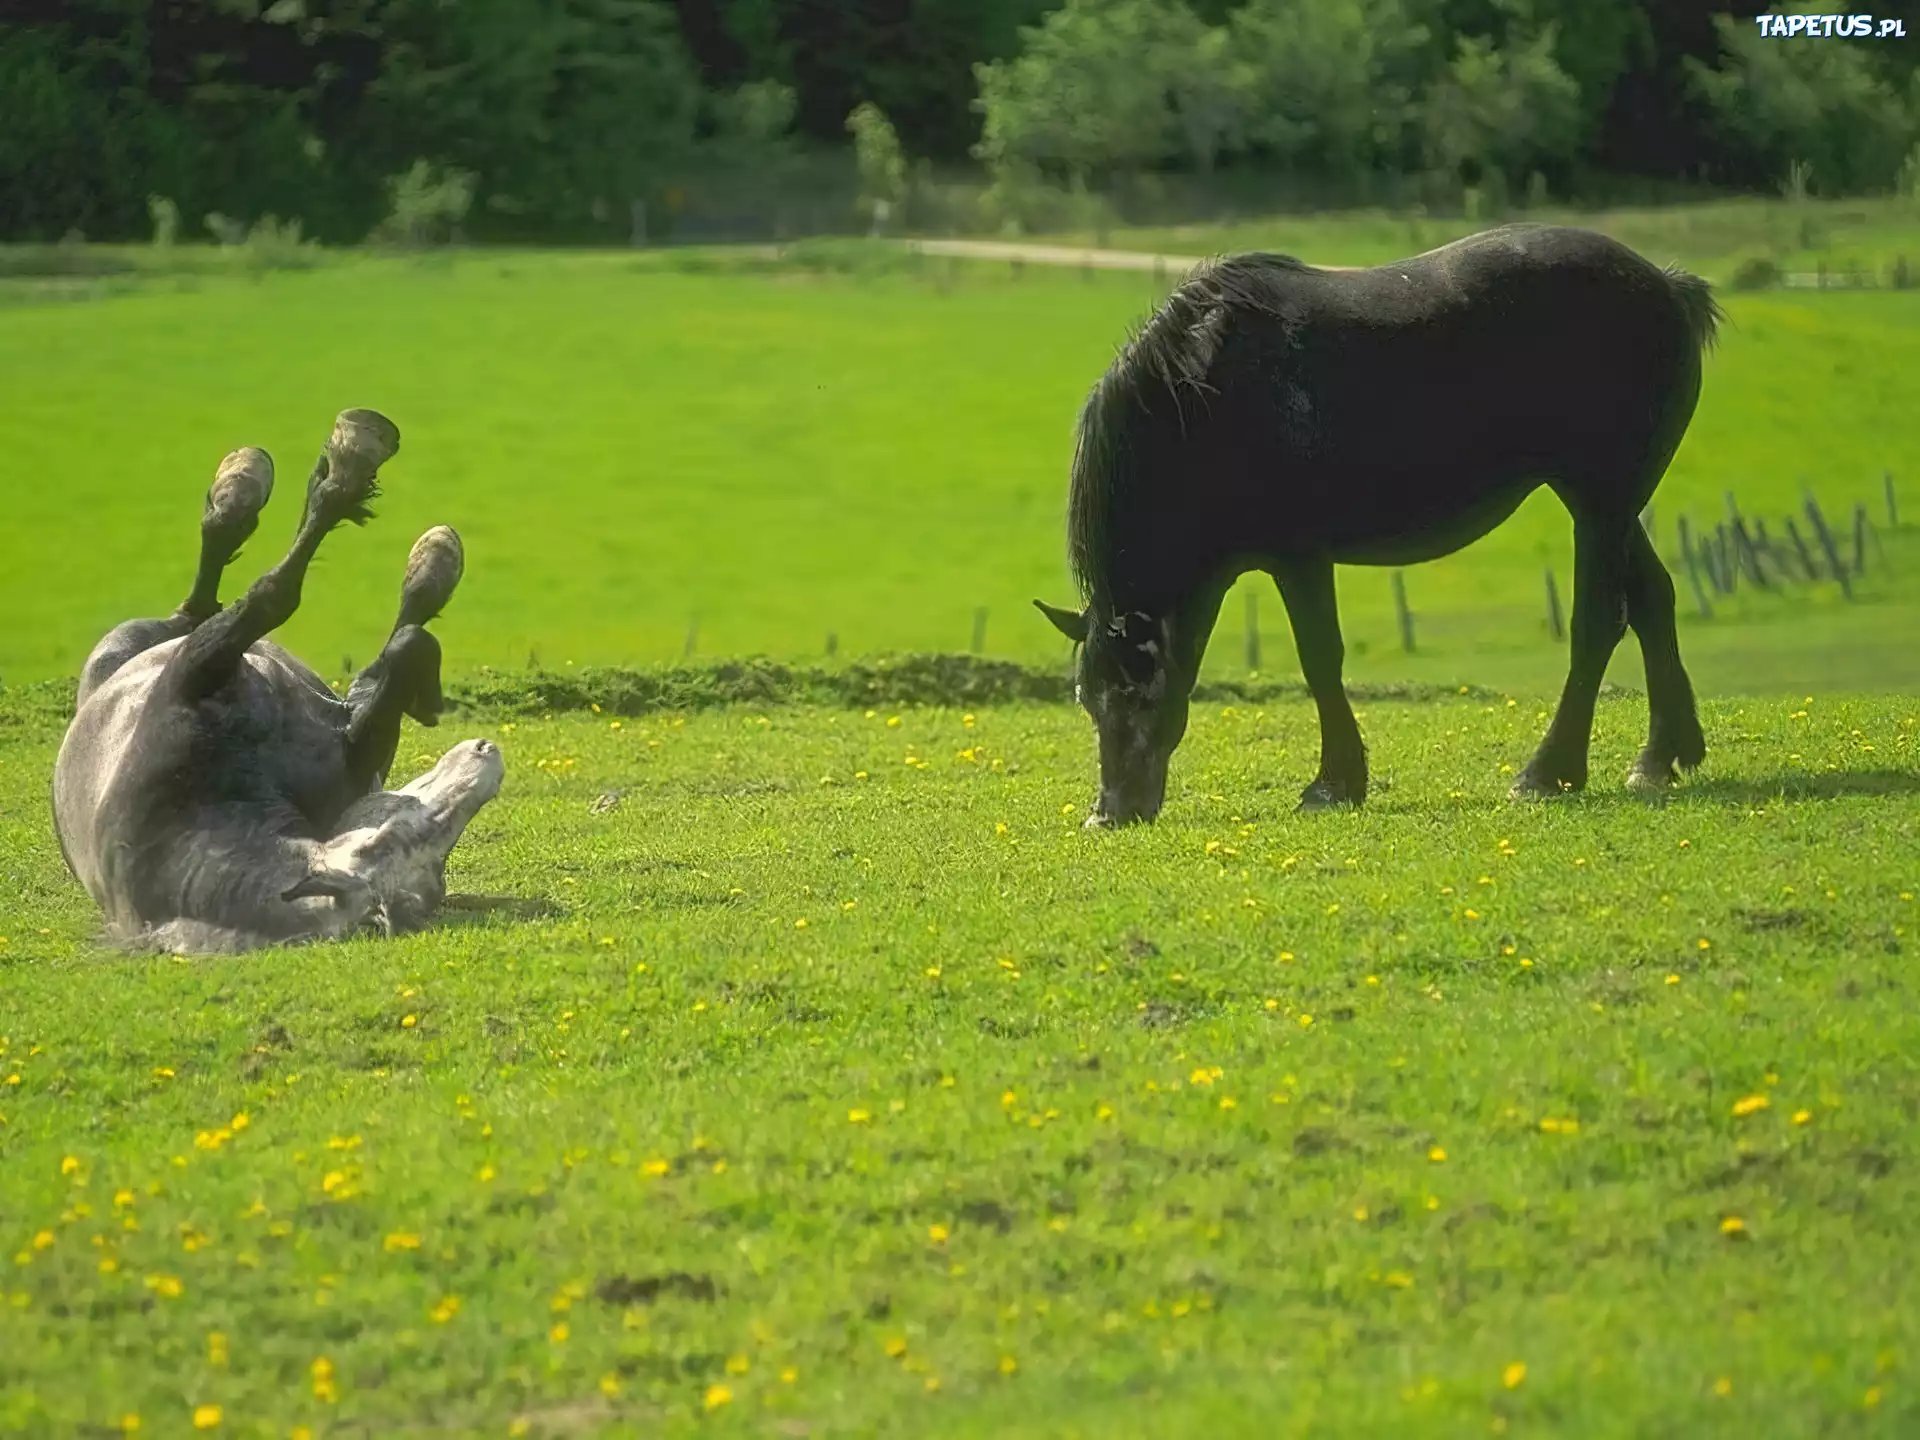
<box><xmin>1421</xmin><ymin>24</ymin><xmax>1582</xmax><ymax>190</ymax></box>
<box><xmin>846</xmin><ymin>101</ymin><xmax>907</xmax><ymax>229</ymax></box>
<box><xmin>1226</xmin><ymin>0</ymin><xmax>1429</xmax><ymax>175</ymax></box>
<box><xmin>972</xmin><ymin>0</ymin><xmax>1239</xmax><ymax>183</ymax></box>
<box><xmin>1689</xmin><ymin>11</ymin><xmax>1918</xmax><ymax>194</ymax></box>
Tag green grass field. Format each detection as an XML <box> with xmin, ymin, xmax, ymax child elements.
<box><xmin>3</xmin><ymin>209</ymin><xmax>1919</xmax><ymax>1434</ymax></box>
<box><xmin>3</xmin><ymin>691</ymin><xmax>1917</xmax><ymax>1434</ymax></box>
<box><xmin>1</xmin><ymin>238</ymin><xmax>1918</xmax><ymax>695</ymax></box>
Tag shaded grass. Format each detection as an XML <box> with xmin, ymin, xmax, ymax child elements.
<box><xmin>2</xmin><ymin>690</ymin><xmax>1917</xmax><ymax>1434</ymax></box>
<box><xmin>1</xmin><ymin>247</ymin><xmax>1917</xmax><ymax>698</ymax></box>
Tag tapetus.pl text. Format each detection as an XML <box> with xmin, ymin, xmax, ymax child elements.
<box><xmin>1754</xmin><ymin>14</ymin><xmax>1906</xmax><ymax>38</ymax></box>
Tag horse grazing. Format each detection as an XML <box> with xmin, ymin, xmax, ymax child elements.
<box><xmin>53</xmin><ymin>410</ymin><xmax>504</xmax><ymax>954</ymax></box>
<box><xmin>1036</xmin><ymin>224</ymin><xmax>1722</xmax><ymax>827</ymax></box>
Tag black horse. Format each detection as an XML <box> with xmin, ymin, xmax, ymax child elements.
<box><xmin>1036</xmin><ymin>224</ymin><xmax>1722</xmax><ymax>826</ymax></box>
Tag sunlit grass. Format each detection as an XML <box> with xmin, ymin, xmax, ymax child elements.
<box><xmin>1</xmin><ymin>246</ymin><xmax>1916</xmax><ymax>696</ymax></box>
<box><xmin>2</xmin><ymin>690</ymin><xmax>1916</xmax><ymax>1433</ymax></box>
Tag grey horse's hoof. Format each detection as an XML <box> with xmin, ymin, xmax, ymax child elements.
<box><xmin>400</xmin><ymin>525</ymin><xmax>464</xmax><ymax>626</ymax></box>
<box><xmin>205</xmin><ymin>447</ymin><xmax>274</xmax><ymax>531</ymax></box>
<box><xmin>330</xmin><ymin>408</ymin><xmax>401</xmax><ymax>472</ymax></box>
<box><xmin>309</xmin><ymin>409</ymin><xmax>399</xmax><ymax>524</ymax></box>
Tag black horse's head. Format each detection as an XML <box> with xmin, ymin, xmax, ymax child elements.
<box><xmin>1036</xmin><ymin>599</ymin><xmax>1190</xmax><ymax>827</ymax></box>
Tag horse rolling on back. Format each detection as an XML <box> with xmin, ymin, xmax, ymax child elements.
<box><xmin>53</xmin><ymin>410</ymin><xmax>504</xmax><ymax>954</ymax></box>
<box><xmin>1035</xmin><ymin>224</ymin><xmax>1722</xmax><ymax>827</ymax></box>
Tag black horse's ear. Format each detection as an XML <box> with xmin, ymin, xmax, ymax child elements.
<box><xmin>1033</xmin><ymin>599</ymin><xmax>1089</xmax><ymax>644</ymax></box>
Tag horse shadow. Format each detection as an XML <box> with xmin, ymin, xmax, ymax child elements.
<box><xmin>1370</xmin><ymin>766</ymin><xmax>1920</xmax><ymax>819</ymax></box>
<box><xmin>437</xmin><ymin>894</ymin><xmax>566</xmax><ymax>926</ymax></box>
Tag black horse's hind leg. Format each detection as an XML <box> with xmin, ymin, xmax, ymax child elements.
<box><xmin>76</xmin><ymin>448</ymin><xmax>276</xmax><ymax>707</ymax></box>
<box><xmin>1512</xmin><ymin>514</ymin><xmax>1632</xmax><ymax>797</ymax></box>
<box><xmin>1622</xmin><ymin>524</ymin><xmax>1706</xmax><ymax>790</ymax></box>
<box><xmin>1273</xmin><ymin>556</ymin><xmax>1367</xmax><ymax>809</ymax></box>
<box><xmin>342</xmin><ymin>527</ymin><xmax>464</xmax><ymax>793</ymax></box>
<box><xmin>164</xmin><ymin>411</ymin><xmax>397</xmax><ymax>704</ymax></box>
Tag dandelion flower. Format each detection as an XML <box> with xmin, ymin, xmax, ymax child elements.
<box><xmin>1713</xmin><ymin>1377</ymin><xmax>1732</xmax><ymax>1397</ymax></box>
<box><xmin>1792</xmin><ymin>1109</ymin><xmax>1812</xmax><ymax>1126</ymax></box>
<box><xmin>928</xmin><ymin>1224</ymin><xmax>949</xmax><ymax>1244</ymax></box>
<box><xmin>848</xmin><ymin>1108</ymin><xmax>871</xmax><ymax>1125</ymax></box>
<box><xmin>549</xmin><ymin>1322</ymin><xmax>569</xmax><ymax>1344</ymax></box>
<box><xmin>191</xmin><ymin>1405</ymin><xmax>220</xmax><ymax>1429</ymax></box>
<box><xmin>704</xmin><ymin>1384</ymin><xmax>732</xmax><ymax>1410</ymax></box>
<box><xmin>1428</xmin><ymin>1146</ymin><xmax>1447</xmax><ymax>1163</ymax></box>
<box><xmin>998</xmin><ymin>1355</ymin><xmax>1018</xmax><ymax>1376</ymax></box>
<box><xmin>884</xmin><ymin>1336</ymin><xmax>908</xmax><ymax>1359</ymax></box>
<box><xmin>430</xmin><ymin>1296</ymin><xmax>460</xmax><ymax>1323</ymax></box>
<box><xmin>641</xmin><ymin>1158</ymin><xmax>670</xmax><ymax>1177</ymax></box>
<box><xmin>383</xmin><ymin>1232</ymin><xmax>421</xmax><ymax>1252</ymax></box>
<box><xmin>1503</xmin><ymin>1362</ymin><xmax>1527</xmax><ymax>1389</ymax></box>
<box><xmin>780</xmin><ymin>1366</ymin><xmax>798</xmax><ymax>1383</ymax></box>
<box><xmin>1731</xmin><ymin>1095</ymin><xmax>1769</xmax><ymax>1117</ymax></box>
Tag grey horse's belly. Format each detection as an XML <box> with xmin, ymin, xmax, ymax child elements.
<box><xmin>53</xmin><ymin>639</ymin><xmax>356</xmax><ymax>917</ymax></box>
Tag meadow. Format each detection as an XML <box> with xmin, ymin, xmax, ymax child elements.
<box><xmin>2</xmin><ymin>206</ymin><xmax>1919</xmax><ymax>1435</ymax></box>
<box><xmin>0</xmin><ymin>232</ymin><xmax>1917</xmax><ymax>695</ymax></box>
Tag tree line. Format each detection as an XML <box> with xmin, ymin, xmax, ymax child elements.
<box><xmin>3</xmin><ymin>0</ymin><xmax>1917</xmax><ymax>245</ymax></box>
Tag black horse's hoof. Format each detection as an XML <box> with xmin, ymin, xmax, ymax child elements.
<box><xmin>1508</xmin><ymin>770</ymin><xmax>1579</xmax><ymax>800</ymax></box>
<box><xmin>1296</xmin><ymin>779</ymin><xmax>1359</xmax><ymax>812</ymax></box>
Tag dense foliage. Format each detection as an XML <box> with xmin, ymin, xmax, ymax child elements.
<box><xmin>3</xmin><ymin>0</ymin><xmax>1918</xmax><ymax>242</ymax></box>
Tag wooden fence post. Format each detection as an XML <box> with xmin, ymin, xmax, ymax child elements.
<box><xmin>1543</xmin><ymin>567</ymin><xmax>1565</xmax><ymax>641</ymax></box>
<box><xmin>1392</xmin><ymin>570</ymin><xmax>1415</xmax><ymax>652</ymax></box>
<box><xmin>1244</xmin><ymin>589</ymin><xmax>1260</xmax><ymax>671</ymax></box>
<box><xmin>1784</xmin><ymin>516</ymin><xmax>1818</xmax><ymax>580</ymax></box>
<box><xmin>826</xmin><ymin>631</ymin><xmax>838</xmax><ymax>657</ymax></box>
<box><xmin>1678</xmin><ymin>515</ymin><xmax>1713</xmax><ymax>617</ymax></box>
<box><xmin>1887</xmin><ymin>470</ymin><xmax>1900</xmax><ymax>529</ymax></box>
<box><xmin>1852</xmin><ymin>503</ymin><xmax>1869</xmax><ymax>576</ymax></box>
<box><xmin>683</xmin><ymin>614</ymin><xmax>700</xmax><ymax>658</ymax></box>
<box><xmin>1803</xmin><ymin>491</ymin><xmax>1853</xmax><ymax>599</ymax></box>
<box><xmin>1731</xmin><ymin>516</ymin><xmax>1768</xmax><ymax>587</ymax></box>
<box><xmin>972</xmin><ymin>607</ymin><xmax>989</xmax><ymax>654</ymax></box>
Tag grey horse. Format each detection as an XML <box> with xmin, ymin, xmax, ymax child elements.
<box><xmin>52</xmin><ymin>409</ymin><xmax>504</xmax><ymax>954</ymax></box>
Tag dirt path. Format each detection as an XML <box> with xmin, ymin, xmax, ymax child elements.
<box><xmin>901</xmin><ymin>237</ymin><xmax>1206</xmax><ymax>272</ymax></box>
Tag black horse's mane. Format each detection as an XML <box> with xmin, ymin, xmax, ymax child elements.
<box><xmin>1067</xmin><ymin>252</ymin><xmax>1315</xmax><ymax>604</ymax></box>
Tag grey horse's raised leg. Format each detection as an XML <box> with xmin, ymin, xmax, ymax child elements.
<box><xmin>297</xmin><ymin>738</ymin><xmax>506</xmax><ymax>933</ymax></box>
<box><xmin>77</xmin><ymin>447</ymin><xmax>276</xmax><ymax>706</ymax></box>
<box><xmin>342</xmin><ymin>527</ymin><xmax>466</xmax><ymax>792</ymax></box>
<box><xmin>165</xmin><ymin>411</ymin><xmax>398</xmax><ymax>704</ymax></box>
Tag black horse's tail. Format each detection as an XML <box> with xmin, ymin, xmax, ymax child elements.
<box><xmin>1663</xmin><ymin>264</ymin><xmax>1725</xmax><ymax>355</ymax></box>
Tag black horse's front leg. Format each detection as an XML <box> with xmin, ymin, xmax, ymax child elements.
<box><xmin>1512</xmin><ymin>515</ymin><xmax>1632</xmax><ymax>798</ymax></box>
<box><xmin>1272</xmin><ymin>556</ymin><xmax>1367</xmax><ymax>809</ymax></box>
